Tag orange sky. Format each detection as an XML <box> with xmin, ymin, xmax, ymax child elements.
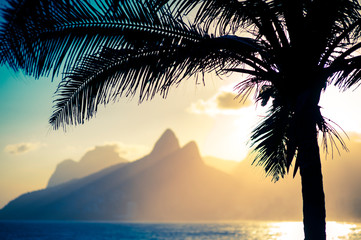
<box><xmin>1</xmin><ymin>65</ymin><xmax>361</xmax><ymax>210</ymax></box>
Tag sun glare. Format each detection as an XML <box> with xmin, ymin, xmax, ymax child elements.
<box><xmin>269</xmin><ymin>222</ymin><xmax>304</xmax><ymax>240</ymax></box>
<box><xmin>269</xmin><ymin>221</ymin><xmax>358</xmax><ymax>240</ymax></box>
<box><xmin>327</xmin><ymin>222</ymin><xmax>358</xmax><ymax>240</ymax></box>
<box><xmin>320</xmin><ymin>86</ymin><xmax>361</xmax><ymax>134</ymax></box>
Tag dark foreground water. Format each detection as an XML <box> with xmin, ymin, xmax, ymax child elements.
<box><xmin>0</xmin><ymin>221</ymin><xmax>360</xmax><ymax>239</ymax></box>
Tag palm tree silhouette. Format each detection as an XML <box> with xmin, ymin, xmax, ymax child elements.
<box><xmin>1</xmin><ymin>0</ymin><xmax>361</xmax><ymax>239</ymax></box>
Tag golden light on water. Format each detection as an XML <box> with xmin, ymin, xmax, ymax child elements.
<box><xmin>269</xmin><ymin>221</ymin><xmax>358</xmax><ymax>240</ymax></box>
<box><xmin>269</xmin><ymin>222</ymin><xmax>304</xmax><ymax>239</ymax></box>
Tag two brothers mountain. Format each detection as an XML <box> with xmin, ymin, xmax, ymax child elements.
<box><xmin>1</xmin><ymin>129</ymin><xmax>361</xmax><ymax>221</ymax></box>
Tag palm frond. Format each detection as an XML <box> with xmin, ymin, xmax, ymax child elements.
<box><xmin>235</xmin><ymin>72</ymin><xmax>349</xmax><ymax>181</ymax></box>
<box><xmin>248</xmin><ymin>95</ymin><xmax>348</xmax><ymax>181</ymax></box>
<box><xmin>282</xmin><ymin>0</ymin><xmax>361</xmax><ymax>49</ymax></box>
<box><xmin>50</xmin><ymin>34</ymin><xmax>263</xmax><ymax>129</ymax></box>
<box><xmin>317</xmin><ymin>115</ymin><xmax>349</xmax><ymax>157</ymax></box>
<box><xmin>159</xmin><ymin>0</ymin><xmax>290</xmax><ymax>48</ymax></box>
<box><xmin>0</xmin><ymin>0</ymin><xmax>201</xmax><ymax>78</ymax></box>
<box><xmin>1</xmin><ymin>0</ymin><xmax>357</xmax><ymax>184</ymax></box>
<box><xmin>329</xmin><ymin>56</ymin><xmax>361</xmax><ymax>90</ymax></box>
<box><xmin>249</xmin><ymin>104</ymin><xmax>296</xmax><ymax>182</ymax></box>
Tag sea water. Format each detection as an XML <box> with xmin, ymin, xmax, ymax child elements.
<box><xmin>0</xmin><ymin>221</ymin><xmax>360</xmax><ymax>240</ymax></box>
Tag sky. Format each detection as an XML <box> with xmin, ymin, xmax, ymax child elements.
<box><xmin>1</xmin><ymin>1</ymin><xmax>361</xmax><ymax>212</ymax></box>
<box><xmin>2</xmin><ymin>62</ymin><xmax>361</xmax><ymax>209</ymax></box>
<box><xmin>0</xmin><ymin>65</ymin><xmax>263</xmax><ymax>207</ymax></box>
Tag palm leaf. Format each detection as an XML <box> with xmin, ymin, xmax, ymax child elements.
<box><xmin>0</xmin><ymin>0</ymin><xmax>201</xmax><ymax>78</ymax></box>
<box><xmin>247</xmin><ymin>90</ymin><xmax>348</xmax><ymax>181</ymax></box>
<box><xmin>162</xmin><ymin>0</ymin><xmax>290</xmax><ymax>49</ymax></box>
<box><xmin>331</xmin><ymin>56</ymin><xmax>361</xmax><ymax>90</ymax></box>
<box><xmin>0</xmin><ymin>0</ymin><xmax>268</xmax><ymax>129</ymax></box>
<box><xmin>1</xmin><ymin>0</ymin><xmax>356</xmax><ymax>183</ymax></box>
<box><xmin>249</xmin><ymin>99</ymin><xmax>296</xmax><ymax>182</ymax></box>
<box><xmin>50</xmin><ymin>34</ymin><xmax>263</xmax><ymax>129</ymax></box>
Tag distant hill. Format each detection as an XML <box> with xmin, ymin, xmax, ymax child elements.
<box><xmin>47</xmin><ymin>145</ymin><xmax>128</xmax><ymax>188</ymax></box>
<box><xmin>3</xmin><ymin>129</ymin><xmax>361</xmax><ymax>222</ymax></box>
<box><xmin>0</xmin><ymin>129</ymin><xmax>243</xmax><ymax>221</ymax></box>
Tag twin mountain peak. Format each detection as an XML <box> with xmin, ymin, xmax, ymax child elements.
<box><xmin>47</xmin><ymin>129</ymin><xmax>201</xmax><ymax>188</ymax></box>
<box><xmin>149</xmin><ymin>129</ymin><xmax>201</xmax><ymax>163</ymax></box>
<box><xmin>6</xmin><ymin>129</ymin><xmax>360</xmax><ymax>221</ymax></box>
<box><xmin>0</xmin><ymin>129</ymin><xmax>236</xmax><ymax>221</ymax></box>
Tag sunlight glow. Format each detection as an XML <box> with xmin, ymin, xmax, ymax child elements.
<box><xmin>327</xmin><ymin>222</ymin><xmax>357</xmax><ymax>240</ymax></box>
<box><xmin>269</xmin><ymin>221</ymin><xmax>358</xmax><ymax>240</ymax></box>
<box><xmin>269</xmin><ymin>222</ymin><xmax>304</xmax><ymax>240</ymax></box>
<box><xmin>320</xmin><ymin>86</ymin><xmax>361</xmax><ymax>134</ymax></box>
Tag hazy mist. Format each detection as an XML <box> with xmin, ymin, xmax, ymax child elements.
<box><xmin>1</xmin><ymin>130</ymin><xmax>361</xmax><ymax>222</ymax></box>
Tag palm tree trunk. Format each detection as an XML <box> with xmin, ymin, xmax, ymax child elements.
<box><xmin>297</xmin><ymin>110</ymin><xmax>326</xmax><ymax>240</ymax></box>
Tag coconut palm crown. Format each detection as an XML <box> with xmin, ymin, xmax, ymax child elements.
<box><xmin>1</xmin><ymin>0</ymin><xmax>361</xmax><ymax>239</ymax></box>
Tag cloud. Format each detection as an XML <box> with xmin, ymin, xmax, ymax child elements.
<box><xmin>4</xmin><ymin>142</ymin><xmax>44</xmax><ymax>155</ymax></box>
<box><xmin>188</xmin><ymin>89</ymin><xmax>253</xmax><ymax>116</ymax></box>
<box><xmin>104</xmin><ymin>142</ymin><xmax>151</xmax><ymax>161</ymax></box>
<box><xmin>216</xmin><ymin>91</ymin><xmax>252</xmax><ymax>110</ymax></box>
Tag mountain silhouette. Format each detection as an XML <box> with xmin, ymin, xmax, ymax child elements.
<box><xmin>0</xmin><ymin>129</ymin><xmax>242</xmax><ymax>221</ymax></box>
<box><xmin>47</xmin><ymin>145</ymin><xmax>128</xmax><ymax>188</ymax></box>
<box><xmin>149</xmin><ymin>128</ymin><xmax>180</xmax><ymax>158</ymax></box>
<box><xmin>3</xmin><ymin>129</ymin><xmax>361</xmax><ymax>222</ymax></box>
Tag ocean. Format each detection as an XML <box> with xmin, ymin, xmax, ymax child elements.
<box><xmin>0</xmin><ymin>221</ymin><xmax>360</xmax><ymax>240</ymax></box>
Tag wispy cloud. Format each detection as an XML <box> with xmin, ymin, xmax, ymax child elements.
<box><xmin>4</xmin><ymin>142</ymin><xmax>45</xmax><ymax>155</ymax></box>
<box><xmin>103</xmin><ymin>142</ymin><xmax>151</xmax><ymax>161</ymax></box>
<box><xmin>188</xmin><ymin>89</ymin><xmax>253</xmax><ymax>116</ymax></box>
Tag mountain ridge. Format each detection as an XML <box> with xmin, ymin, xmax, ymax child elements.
<box><xmin>3</xmin><ymin>129</ymin><xmax>361</xmax><ymax>221</ymax></box>
<box><xmin>0</xmin><ymin>129</ymin><xmax>243</xmax><ymax>221</ymax></box>
<box><xmin>149</xmin><ymin>128</ymin><xmax>180</xmax><ymax>158</ymax></box>
<box><xmin>47</xmin><ymin>145</ymin><xmax>128</xmax><ymax>188</ymax></box>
